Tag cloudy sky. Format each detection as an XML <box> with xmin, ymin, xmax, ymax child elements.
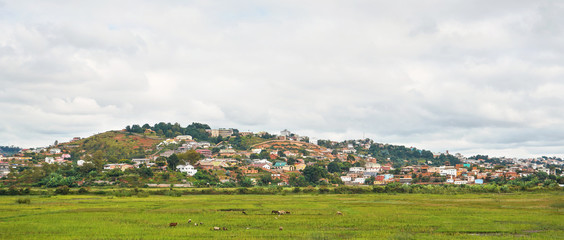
<box><xmin>1</xmin><ymin>1</ymin><xmax>563</xmax><ymax>158</ymax></box>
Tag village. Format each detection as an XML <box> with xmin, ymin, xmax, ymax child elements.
<box><xmin>1</xmin><ymin>128</ymin><xmax>563</xmax><ymax>188</ymax></box>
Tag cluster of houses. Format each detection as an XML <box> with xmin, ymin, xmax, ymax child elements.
<box><xmin>2</xmin><ymin>129</ymin><xmax>563</xmax><ymax>187</ymax></box>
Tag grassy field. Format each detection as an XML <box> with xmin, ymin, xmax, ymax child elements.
<box><xmin>0</xmin><ymin>192</ymin><xmax>562</xmax><ymax>239</ymax></box>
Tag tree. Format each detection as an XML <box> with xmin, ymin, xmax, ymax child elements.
<box><xmin>177</xmin><ymin>150</ymin><xmax>201</xmax><ymax>165</ymax></box>
<box><xmin>167</xmin><ymin>154</ymin><xmax>180</xmax><ymax>170</ymax></box>
<box><xmin>302</xmin><ymin>165</ymin><xmax>327</xmax><ymax>184</ymax></box>
<box><xmin>327</xmin><ymin>161</ymin><xmax>341</xmax><ymax>173</ymax></box>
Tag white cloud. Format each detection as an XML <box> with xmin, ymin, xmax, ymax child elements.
<box><xmin>0</xmin><ymin>1</ymin><xmax>563</xmax><ymax>158</ymax></box>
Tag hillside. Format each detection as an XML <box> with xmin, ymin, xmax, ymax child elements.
<box><xmin>69</xmin><ymin>131</ymin><xmax>163</xmax><ymax>162</ymax></box>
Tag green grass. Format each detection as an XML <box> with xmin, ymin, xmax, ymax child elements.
<box><xmin>0</xmin><ymin>193</ymin><xmax>562</xmax><ymax>239</ymax></box>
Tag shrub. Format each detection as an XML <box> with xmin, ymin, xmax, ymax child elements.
<box><xmin>78</xmin><ymin>187</ymin><xmax>89</xmax><ymax>194</ymax></box>
<box><xmin>55</xmin><ymin>186</ymin><xmax>70</xmax><ymax>195</ymax></box>
<box><xmin>16</xmin><ymin>198</ymin><xmax>31</xmax><ymax>204</ymax></box>
<box><xmin>136</xmin><ymin>191</ymin><xmax>150</xmax><ymax>198</ymax></box>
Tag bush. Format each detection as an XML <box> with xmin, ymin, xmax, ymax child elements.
<box><xmin>55</xmin><ymin>186</ymin><xmax>70</xmax><ymax>195</ymax></box>
<box><xmin>136</xmin><ymin>191</ymin><xmax>150</xmax><ymax>198</ymax></box>
<box><xmin>16</xmin><ymin>198</ymin><xmax>31</xmax><ymax>204</ymax></box>
<box><xmin>78</xmin><ymin>187</ymin><xmax>89</xmax><ymax>194</ymax></box>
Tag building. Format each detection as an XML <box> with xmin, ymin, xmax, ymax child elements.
<box><xmin>175</xmin><ymin>135</ymin><xmax>193</xmax><ymax>141</ymax></box>
<box><xmin>176</xmin><ymin>164</ymin><xmax>198</xmax><ymax>176</ymax></box>
<box><xmin>210</xmin><ymin>128</ymin><xmax>234</xmax><ymax>138</ymax></box>
<box><xmin>196</xmin><ymin>149</ymin><xmax>212</xmax><ymax>158</ymax></box>
<box><xmin>280</xmin><ymin>129</ymin><xmax>291</xmax><ymax>137</ymax></box>
<box><xmin>50</xmin><ymin>148</ymin><xmax>61</xmax><ymax>154</ymax></box>
<box><xmin>0</xmin><ymin>162</ymin><xmax>10</xmax><ymax>177</ymax></box>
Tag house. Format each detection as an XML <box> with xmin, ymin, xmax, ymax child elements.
<box><xmin>353</xmin><ymin>177</ymin><xmax>366</xmax><ymax>184</ymax></box>
<box><xmin>132</xmin><ymin>158</ymin><xmax>151</xmax><ymax>166</ymax></box>
<box><xmin>273</xmin><ymin>162</ymin><xmax>287</xmax><ymax>169</ymax></box>
<box><xmin>340</xmin><ymin>176</ymin><xmax>352</xmax><ymax>182</ymax></box>
<box><xmin>175</xmin><ymin>135</ymin><xmax>193</xmax><ymax>141</ymax></box>
<box><xmin>349</xmin><ymin>167</ymin><xmax>365</xmax><ymax>173</ymax></box>
<box><xmin>103</xmin><ymin>164</ymin><xmax>134</xmax><ymax>171</ymax></box>
<box><xmin>196</xmin><ymin>149</ymin><xmax>212</xmax><ymax>158</ymax></box>
<box><xmin>0</xmin><ymin>162</ymin><xmax>10</xmax><ymax>177</ymax></box>
<box><xmin>50</xmin><ymin>148</ymin><xmax>61</xmax><ymax>154</ymax></box>
<box><xmin>176</xmin><ymin>164</ymin><xmax>198</xmax><ymax>176</ymax></box>
<box><xmin>439</xmin><ymin>166</ymin><xmax>457</xmax><ymax>176</ymax></box>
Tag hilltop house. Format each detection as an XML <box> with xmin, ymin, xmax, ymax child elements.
<box><xmin>176</xmin><ymin>164</ymin><xmax>198</xmax><ymax>176</ymax></box>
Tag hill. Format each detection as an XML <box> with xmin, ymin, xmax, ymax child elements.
<box><xmin>68</xmin><ymin>131</ymin><xmax>163</xmax><ymax>162</ymax></box>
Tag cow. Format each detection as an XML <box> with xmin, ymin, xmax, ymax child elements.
<box><xmin>271</xmin><ymin>210</ymin><xmax>279</xmax><ymax>214</ymax></box>
<box><xmin>336</xmin><ymin>211</ymin><xmax>343</xmax><ymax>216</ymax></box>
<box><xmin>242</xmin><ymin>211</ymin><xmax>247</xmax><ymax>215</ymax></box>
<box><xmin>279</xmin><ymin>226</ymin><xmax>283</xmax><ymax>231</ymax></box>
<box><xmin>278</xmin><ymin>210</ymin><xmax>286</xmax><ymax>215</ymax></box>
<box><xmin>222</xmin><ymin>227</ymin><xmax>228</xmax><ymax>231</ymax></box>
<box><xmin>169</xmin><ymin>223</ymin><xmax>178</xmax><ymax>227</ymax></box>
<box><xmin>213</xmin><ymin>227</ymin><xmax>220</xmax><ymax>231</ymax></box>
<box><xmin>200</xmin><ymin>222</ymin><xmax>204</xmax><ymax>225</ymax></box>
<box><xmin>285</xmin><ymin>211</ymin><xmax>291</xmax><ymax>214</ymax></box>
<box><xmin>188</xmin><ymin>219</ymin><xmax>192</xmax><ymax>223</ymax></box>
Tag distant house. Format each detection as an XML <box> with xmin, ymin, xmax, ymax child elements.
<box><xmin>50</xmin><ymin>148</ymin><xmax>61</xmax><ymax>154</ymax></box>
<box><xmin>340</xmin><ymin>176</ymin><xmax>352</xmax><ymax>182</ymax></box>
<box><xmin>273</xmin><ymin>162</ymin><xmax>287</xmax><ymax>169</ymax></box>
<box><xmin>196</xmin><ymin>149</ymin><xmax>212</xmax><ymax>158</ymax></box>
<box><xmin>176</xmin><ymin>164</ymin><xmax>198</xmax><ymax>176</ymax></box>
<box><xmin>103</xmin><ymin>164</ymin><xmax>134</xmax><ymax>171</ymax></box>
<box><xmin>132</xmin><ymin>158</ymin><xmax>151</xmax><ymax>166</ymax></box>
<box><xmin>474</xmin><ymin>179</ymin><xmax>484</xmax><ymax>184</ymax></box>
<box><xmin>0</xmin><ymin>162</ymin><xmax>10</xmax><ymax>177</ymax></box>
<box><xmin>175</xmin><ymin>135</ymin><xmax>193</xmax><ymax>141</ymax></box>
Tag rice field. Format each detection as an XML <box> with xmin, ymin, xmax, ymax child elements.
<box><xmin>0</xmin><ymin>192</ymin><xmax>563</xmax><ymax>239</ymax></box>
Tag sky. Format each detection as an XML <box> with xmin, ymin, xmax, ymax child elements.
<box><xmin>1</xmin><ymin>1</ymin><xmax>563</xmax><ymax>158</ymax></box>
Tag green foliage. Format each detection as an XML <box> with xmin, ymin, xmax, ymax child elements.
<box><xmin>15</xmin><ymin>198</ymin><xmax>31</xmax><ymax>204</ymax></box>
<box><xmin>302</xmin><ymin>165</ymin><xmax>328</xmax><ymax>184</ymax></box>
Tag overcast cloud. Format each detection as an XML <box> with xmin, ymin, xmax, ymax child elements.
<box><xmin>1</xmin><ymin>1</ymin><xmax>563</xmax><ymax>158</ymax></box>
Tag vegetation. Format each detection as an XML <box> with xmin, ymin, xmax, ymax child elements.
<box><xmin>0</xmin><ymin>146</ymin><xmax>21</xmax><ymax>156</ymax></box>
<box><xmin>0</xmin><ymin>193</ymin><xmax>562</xmax><ymax>239</ymax></box>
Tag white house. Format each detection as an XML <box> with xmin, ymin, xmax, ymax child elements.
<box><xmin>177</xmin><ymin>164</ymin><xmax>198</xmax><ymax>176</ymax></box>
<box><xmin>349</xmin><ymin>167</ymin><xmax>365</xmax><ymax>173</ymax></box>
<box><xmin>175</xmin><ymin>135</ymin><xmax>193</xmax><ymax>141</ymax></box>
<box><xmin>45</xmin><ymin>157</ymin><xmax>55</xmax><ymax>164</ymax></box>
<box><xmin>77</xmin><ymin>160</ymin><xmax>85</xmax><ymax>166</ymax></box>
<box><xmin>50</xmin><ymin>148</ymin><xmax>61</xmax><ymax>154</ymax></box>
<box><xmin>439</xmin><ymin>166</ymin><xmax>457</xmax><ymax>176</ymax></box>
<box><xmin>340</xmin><ymin>176</ymin><xmax>352</xmax><ymax>182</ymax></box>
<box><xmin>353</xmin><ymin>177</ymin><xmax>366</xmax><ymax>184</ymax></box>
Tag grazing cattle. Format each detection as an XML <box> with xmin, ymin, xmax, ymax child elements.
<box><xmin>169</xmin><ymin>223</ymin><xmax>178</xmax><ymax>227</ymax></box>
<box><xmin>336</xmin><ymin>211</ymin><xmax>343</xmax><ymax>215</ymax></box>
<box><xmin>242</xmin><ymin>211</ymin><xmax>247</xmax><ymax>215</ymax></box>
<box><xmin>200</xmin><ymin>222</ymin><xmax>204</xmax><ymax>225</ymax></box>
<box><xmin>222</xmin><ymin>227</ymin><xmax>227</xmax><ymax>231</ymax></box>
<box><xmin>272</xmin><ymin>210</ymin><xmax>279</xmax><ymax>214</ymax></box>
<box><xmin>285</xmin><ymin>211</ymin><xmax>291</xmax><ymax>214</ymax></box>
<box><xmin>188</xmin><ymin>219</ymin><xmax>192</xmax><ymax>223</ymax></box>
<box><xmin>279</xmin><ymin>226</ymin><xmax>283</xmax><ymax>231</ymax></box>
<box><xmin>213</xmin><ymin>227</ymin><xmax>220</xmax><ymax>231</ymax></box>
<box><xmin>278</xmin><ymin>210</ymin><xmax>286</xmax><ymax>215</ymax></box>
<box><xmin>194</xmin><ymin>223</ymin><xmax>198</xmax><ymax>226</ymax></box>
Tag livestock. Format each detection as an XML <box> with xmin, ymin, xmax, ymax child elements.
<box><xmin>279</xmin><ymin>226</ymin><xmax>283</xmax><ymax>231</ymax></box>
<box><xmin>222</xmin><ymin>227</ymin><xmax>227</xmax><ymax>231</ymax></box>
<box><xmin>242</xmin><ymin>211</ymin><xmax>247</xmax><ymax>215</ymax></box>
<box><xmin>271</xmin><ymin>210</ymin><xmax>279</xmax><ymax>214</ymax></box>
<box><xmin>213</xmin><ymin>227</ymin><xmax>220</xmax><ymax>231</ymax></box>
<box><xmin>200</xmin><ymin>222</ymin><xmax>204</xmax><ymax>225</ymax></box>
<box><xmin>336</xmin><ymin>211</ymin><xmax>343</xmax><ymax>215</ymax></box>
<box><xmin>188</xmin><ymin>219</ymin><xmax>192</xmax><ymax>223</ymax></box>
<box><xmin>169</xmin><ymin>223</ymin><xmax>178</xmax><ymax>227</ymax></box>
<box><xmin>285</xmin><ymin>211</ymin><xmax>291</xmax><ymax>214</ymax></box>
